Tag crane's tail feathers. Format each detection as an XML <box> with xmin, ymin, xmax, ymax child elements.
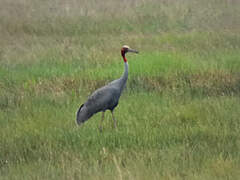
<box><xmin>76</xmin><ymin>104</ymin><xmax>84</xmax><ymax>125</ymax></box>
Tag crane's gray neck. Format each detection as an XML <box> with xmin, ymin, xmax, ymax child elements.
<box><xmin>119</xmin><ymin>62</ymin><xmax>128</xmax><ymax>92</ymax></box>
<box><xmin>122</xmin><ymin>62</ymin><xmax>128</xmax><ymax>81</ymax></box>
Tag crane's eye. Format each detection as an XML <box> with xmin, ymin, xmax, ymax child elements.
<box><xmin>121</xmin><ymin>48</ymin><xmax>126</xmax><ymax>53</ymax></box>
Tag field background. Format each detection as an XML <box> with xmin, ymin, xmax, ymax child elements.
<box><xmin>1</xmin><ymin>0</ymin><xmax>240</xmax><ymax>179</ymax></box>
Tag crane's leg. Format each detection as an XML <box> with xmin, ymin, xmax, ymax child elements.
<box><xmin>99</xmin><ymin>111</ymin><xmax>105</xmax><ymax>132</ymax></box>
<box><xmin>111</xmin><ymin>111</ymin><xmax>117</xmax><ymax>129</ymax></box>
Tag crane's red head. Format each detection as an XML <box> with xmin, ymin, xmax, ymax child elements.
<box><xmin>121</xmin><ymin>45</ymin><xmax>138</xmax><ymax>62</ymax></box>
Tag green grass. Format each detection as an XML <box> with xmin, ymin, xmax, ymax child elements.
<box><xmin>1</xmin><ymin>0</ymin><xmax>240</xmax><ymax>179</ymax></box>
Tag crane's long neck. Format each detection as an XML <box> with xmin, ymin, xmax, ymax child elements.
<box><xmin>121</xmin><ymin>62</ymin><xmax>128</xmax><ymax>83</ymax></box>
<box><xmin>119</xmin><ymin>54</ymin><xmax>128</xmax><ymax>92</ymax></box>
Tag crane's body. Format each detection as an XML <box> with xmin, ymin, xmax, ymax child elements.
<box><xmin>76</xmin><ymin>45</ymin><xmax>138</xmax><ymax>131</ymax></box>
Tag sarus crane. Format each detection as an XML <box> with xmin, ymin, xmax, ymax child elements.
<box><xmin>76</xmin><ymin>45</ymin><xmax>138</xmax><ymax>131</ymax></box>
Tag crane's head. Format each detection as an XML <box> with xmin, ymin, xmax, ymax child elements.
<box><xmin>121</xmin><ymin>45</ymin><xmax>138</xmax><ymax>62</ymax></box>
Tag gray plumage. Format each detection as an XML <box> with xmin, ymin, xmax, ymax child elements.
<box><xmin>76</xmin><ymin>45</ymin><xmax>138</xmax><ymax>130</ymax></box>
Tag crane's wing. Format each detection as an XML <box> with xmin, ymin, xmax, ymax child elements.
<box><xmin>85</xmin><ymin>85</ymin><xmax>120</xmax><ymax>113</ymax></box>
<box><xmin>76</xmin><ymin>84</ymin><xmax>120</xmax><ymax>125</ymax></box>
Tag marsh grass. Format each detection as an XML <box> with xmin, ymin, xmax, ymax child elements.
<box><xmin>1</xmin><ymin>0</ymin><xmax>240</xmax><ymax>179</ymax></box>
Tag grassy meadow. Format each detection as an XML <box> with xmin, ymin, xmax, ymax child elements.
<box><xmin>1</xmin><ymin>0</ymin><xmax>240</xmax><ymax>179</ymax></box>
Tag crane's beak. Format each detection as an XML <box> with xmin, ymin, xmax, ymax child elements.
<box><xmin>128</xmin><ymin>48</ymin><xmax>139</xmax><ymax>54</ymax></box>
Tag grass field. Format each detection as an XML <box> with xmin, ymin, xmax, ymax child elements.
<box><xmin>1</xmin><ymin>0</ymin><xmax>240</xmax><ymax>179</ymax></box>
